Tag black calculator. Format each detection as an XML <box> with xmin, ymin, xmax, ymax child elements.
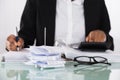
<box><xmin>79</xmin><ymin>42</ymin><xmax>108</xmax><ymax>52</ymax></box>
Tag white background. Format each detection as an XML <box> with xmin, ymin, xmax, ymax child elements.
<box><xmin>0</xmin><ymin>0</ymin><xmax>120</xmax><ymax>53</ymax></box>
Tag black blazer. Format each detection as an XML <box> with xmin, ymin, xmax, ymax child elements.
<box><xmin>19</xmin><ymin>0</ymin><xmax>114</xmax><ymax>50</ymax></box>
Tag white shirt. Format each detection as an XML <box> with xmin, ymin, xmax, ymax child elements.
<box><xmin>55</xmin><ymin>0</ymin><xmax>85</xmax><ymax>48</ymax></box>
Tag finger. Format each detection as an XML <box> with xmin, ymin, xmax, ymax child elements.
<box><xmin>94</xmin><ymin>30</ymin><xmax>106</xmax><ymax>42</ymax></box>
<box><xmin>89</xmin><ymin>39</ymin><xmax>94</xmax><ymax>42</ymax></box>
<box><xmin>6</xmin><ymin>41</ymin><xmax>17</xmax><ymax>51</ymax></box>
<box><xmin>86</xmin><ymin>32</ymin><xmax>94</xmax><ymax>42</ymax></box>
<box><xmin>94</xmin><ymin>37</ymin><xmax>105</xmax><ymax>42</ymax></box>
<box><xmin>15</xmin><ymin>38</ymin><xmax>24</xmax><ymax>51</ymax></box>
<box><xmin>17</xmin><ymin>38</ymin><xmax>24</xmax><ymax>47</ymax></box>
<box><xmin>10</xmin><ymin>45</ymin><xmax>17</xmax><ymax>51</ymax></box>
<box><xmin>86</xmin><ymin>37</ymin><xmax>89</xmax><ymax>42</ymax></box>
<box><xmin>7</xmin><ymin>35</ymin><xmax>17</xmax><ymax>47</ymax></box>
<box><xmin>17</xmin><ymin>42</ymin><xmax>23</xmax><ymax>51</ymax></box>
<box><xmin>7</xmin><ymin>34</ymin><xmax>16</xmax><ymax>41</ymax></box>
<box><xmin>94</xmin><ymin>35</ymin><xmax>101</xmax><ymax>42</ymax></box>
<box><xmin>6</xmin><ymin>41</ymin><xmax>11</xmax><ymax>51</ymax></box>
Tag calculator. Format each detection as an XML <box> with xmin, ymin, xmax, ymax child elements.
<box><xmin>79</xmin><ymin>42</ymin><xmax>108</xmax><ymax>52</ymax></box>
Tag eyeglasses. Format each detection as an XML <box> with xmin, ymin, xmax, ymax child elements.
<box><xmin>73</xmin><ymin>56</ymin><xmax>111</xmax><ymax>66</ymax></box>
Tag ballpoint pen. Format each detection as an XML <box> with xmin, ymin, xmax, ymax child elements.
<box><xmin>16</xmin><ymin>27</ymin><xmax>20</xmax><ymax>51</ymax></box>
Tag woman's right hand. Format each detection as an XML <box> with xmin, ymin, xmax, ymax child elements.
<box><xmin>6</xmin><ymin>34</ymin><xmax>24</xmax><ymax>51</ymax></box>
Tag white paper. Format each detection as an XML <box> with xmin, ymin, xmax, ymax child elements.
<box><xmin>62</xmin><ymin>46</ymin><xmax>120</xmax><ymax>63</ymax></box>
<box><xmin>3</xmin><ymin>48</ymin><xmax>30</xmax><ymax>62</ymax></box>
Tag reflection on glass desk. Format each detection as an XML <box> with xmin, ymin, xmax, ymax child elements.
<box><xmin>0</xmin><ymin>62</ymin><xmax>120</xmax><ymax>80</ymax></box>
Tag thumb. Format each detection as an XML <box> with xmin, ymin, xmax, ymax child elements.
<box><xmin>86</xmin><ymin>32</ymin><xmax>94</xmax><ymax>42</ymax></box>
<box><xmin>86</xmin><ymin>36</ymin><xmax>89</xmax><ymax>42</ymax></box>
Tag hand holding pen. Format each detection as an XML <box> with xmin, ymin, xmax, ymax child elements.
<box><xmin>6</xmin><ymin>27</ymin><xmax>24</xmax><ymax>51</ymax></box>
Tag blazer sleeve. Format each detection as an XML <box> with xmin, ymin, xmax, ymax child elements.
<box><xmin>100</xmin><ymin>0</ymin><xmax>114</xmax><ymax>50</ymax></box>
<box><xmin>18</xmin><ymin>0</ymin><xmax>36</xmax><ymax>47</ymax></box>
<box><xmin>79</xmin><ymin>0</ymin><xmax>114</xmax><ymax>50</ymax></box>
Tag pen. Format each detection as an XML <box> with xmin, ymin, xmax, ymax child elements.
<box><xmin>16</xmin><ymin>27</ymin><xmax>20</xmax><ymax>51</ymax></box>
<box><xmin>16</xmin><ymin>27</ymin><xmax>19</xmax><ymax>41</ymax></box>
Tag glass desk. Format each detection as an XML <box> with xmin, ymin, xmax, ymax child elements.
<box><xmin>0</xmin><ymin>61</ymin><xmax>120</xmax><ymax>80</ymax></box>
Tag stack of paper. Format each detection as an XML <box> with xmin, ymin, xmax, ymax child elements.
<box><xmin>27</xmin><ymin>46</ymin><xmax>66</xmax><ymax>68</ymax></box>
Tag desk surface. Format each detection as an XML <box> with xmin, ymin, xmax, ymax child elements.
<box><xmin>1</xmin><ymin>47</ymin><xmax>120</xmax><ymax>80</ymax></box>
<box><xmin>0</xmin><ymin>62</ymin><xmax>120</xmax><ymax>80</ymax></box>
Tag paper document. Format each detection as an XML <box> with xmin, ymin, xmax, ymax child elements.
<box><xmin>26</xmin><ymin>46</ymin><xmax>66</xmax><ymax>68</ymax></box>
<box><xmin>2</xmin><ymin>48</ymin><xmax>29</xmax><ymax>62</ymax></box>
